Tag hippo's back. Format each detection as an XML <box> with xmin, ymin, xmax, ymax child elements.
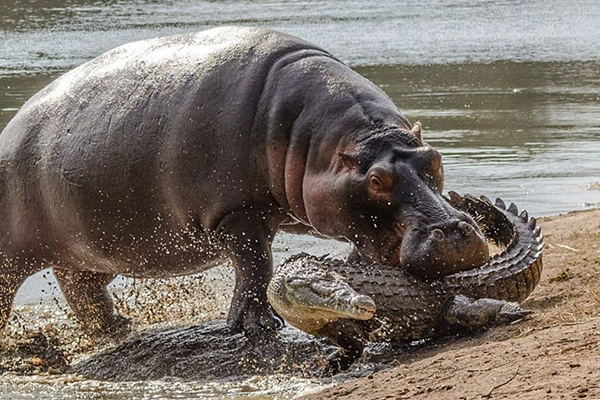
<box><xmin>0</xmin><ymin>27</ymin><xmax>325</xmax><ymax>269</ymax></box>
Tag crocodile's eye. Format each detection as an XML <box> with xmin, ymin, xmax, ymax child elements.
<box><xmin>285</xmin><ymin>277</ymin><xmax>309</xmax><ymax>288</ymax></box>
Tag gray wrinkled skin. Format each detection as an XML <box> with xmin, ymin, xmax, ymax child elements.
<box><xmin>0</xmin><ymin>27</ymin><xmax>487</xmax><ymax>337</ymax></box>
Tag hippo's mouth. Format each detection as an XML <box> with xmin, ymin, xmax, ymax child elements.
<box><xmin>361</xmin><ymin>220</ymin><xmax>406</xmax><ymax>267</ymax></box>
<box><xmin>360</xmin><ymin>203</ymin><xmax>490</xmax><ymax>278</ymax></box>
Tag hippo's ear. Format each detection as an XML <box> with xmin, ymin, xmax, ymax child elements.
<box><xmin>366</xmin><ymin>166</ymin><xmax>394</xmax><ymax>201</ymax></box>
<box><xmin>410</xmin><ymin>121</ymin><xmax>422</xmax><ymax>140</ymax></box>
<box><xmin>337</xmin><ymin>152</ymin><xmax>359</xmax><ymax>171</ymax></box>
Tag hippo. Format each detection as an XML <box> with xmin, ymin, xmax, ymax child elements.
<box><xmin>0</xmin><ymin>27</ymin><xmax>489</xmax><ymax>337</ymax></box>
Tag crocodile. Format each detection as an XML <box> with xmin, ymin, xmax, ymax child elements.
<box><xmin>268</xmin><ymin>193</ymin><xmax>544</xmax><ymax>369</ymax></box>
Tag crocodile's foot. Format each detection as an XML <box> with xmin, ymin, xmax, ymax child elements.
<box><xmin>494</xmin><ymin>301</ymin><xmax>532</xmax><ymax>324</ymax></box>
<box><xmin>443</xmin><ymin>294</ymin><xmax>532</xmax><ymax>329</ymax></box>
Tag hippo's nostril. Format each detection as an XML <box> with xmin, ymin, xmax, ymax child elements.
<box><xmin>458</xmin><ymin>221</ymin><xmax>474</xmax><ymax>235</ymax></box>
<box><xmin>431</xmin><ymin>228</ymin><xmax>445</xmax><ymax>241</ymax></box>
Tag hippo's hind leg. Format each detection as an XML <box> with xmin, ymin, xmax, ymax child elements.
<box><xmin>0</xmin><ymin>256</ymin><xmax>44</xmax><ymax>334</ymax></box>
<box><xmin>0</xmin><ymin>271</ymin><xmax>30</xmax><ymax>333</ymax></box>
<box><xmin>218</xmin><ymin>211</ymin><xmax>283</xmax><ymax>335</ymax></box>
<box><xmin>53</xmin><ymin>268</ymin><xmax>130</xmax><ymax>338</ymax></box>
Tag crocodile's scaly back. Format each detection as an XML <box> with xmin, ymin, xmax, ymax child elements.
<box><xmin>269</xmin><ymin>194</ymin><xmax>545</xmax><ymax>347</ymax></box>
<box><xmin>441</xmin><ymin>193</ymin><xmax>544</xmax><ymax>303</ymax></box>
<box><xmin>318</xmin><ymin>258</ymin><xmax>444</xmax><ymax>340</ymax></box>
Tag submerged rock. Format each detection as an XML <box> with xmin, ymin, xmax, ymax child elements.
<box><xmin>71</xmin><ymin>320</ymin><xmax>339</xmax><ymax>381</ymax></box>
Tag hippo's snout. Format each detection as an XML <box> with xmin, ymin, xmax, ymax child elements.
<box><xmin>401</xmin><ymin>216</ymin><xmax>490</xmax><ymax>279</ymax></box>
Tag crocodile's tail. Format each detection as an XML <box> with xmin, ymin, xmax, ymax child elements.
<box><xmin>442</xmin><ymin>193</ymin><xmax>544</xmax><ymax>303</ymax></box>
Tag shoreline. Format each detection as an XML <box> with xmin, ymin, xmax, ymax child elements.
<box><xmin>1</xmin><ymin>208</ymin><xmax>599</xmax><ymax>399</ymax></box>
<box><xmin>302</xmin><ymin>208</ymin><xmax>600</xmax><ymax>399</ymax></box>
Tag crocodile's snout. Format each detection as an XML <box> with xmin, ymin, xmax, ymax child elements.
<box><xmin>267</xmin><ymin>256</ymin><xmax>377</xmax><ymax>332</ymax></box>
<box><xmin>349</xmin><ymin>294</ymin><xmax>377</xmax><ymax>318</ymax></box>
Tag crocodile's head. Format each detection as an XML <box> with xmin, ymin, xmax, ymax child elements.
<box><xmin>267</xmin><ymin>255</ymin><xmax>376</xmax><ymax>333</ymax></box>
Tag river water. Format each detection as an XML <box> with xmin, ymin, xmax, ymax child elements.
<box><xmin>1</xmin><ymin>0</ymin><xmax>599</xmax><ymax>398</ymax></box>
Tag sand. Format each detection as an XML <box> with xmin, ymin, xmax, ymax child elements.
<box><xmin>303</xmin><ymin>209</ymin><xmax>600</xmax><ymax>400</ymax></box>
<box><xmin>1</xmin><ymin>209</ymin><xmax>599</xmax><ymax>399</ymax></box>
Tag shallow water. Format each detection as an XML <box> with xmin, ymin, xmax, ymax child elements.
<box><xmin>1</xmin><ymin>0</ymin><xmax>600</xmax><ymax>398</ymax></box>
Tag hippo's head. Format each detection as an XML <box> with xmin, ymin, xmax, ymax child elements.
<box><xmin>303</xmin><ymin>122</ymin><xmax>489</xmax><ymax>279</ymax></box>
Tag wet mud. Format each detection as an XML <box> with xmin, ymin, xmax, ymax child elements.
<box><xmin>71</xmin><ymin>321</ymin><xmax>337</xmax><ymax>381</ymax></box>
<box><xmin>0</xmin><ymin>332</ymin><xmax>68</xmax><ymax>376</ymax></box>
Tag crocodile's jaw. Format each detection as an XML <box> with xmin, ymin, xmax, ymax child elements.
<box><xmin>267</xmin><ymin>271</ymin><xmax>376</xmax><ymax>334</ymax></box>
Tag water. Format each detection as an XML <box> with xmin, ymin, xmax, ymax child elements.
<box><xmin>1</xmin><ymin>0</ymin><xmax>599</xmax><ymax>398</ymax></box>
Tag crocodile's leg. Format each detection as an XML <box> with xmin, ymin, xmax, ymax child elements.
<box><xmin>443</xmin><ymin>294</ymin><xmax>531</xmax><ymax>329</ymax></box>
<box><xmin>320</xmin><ymin>320</ymin><xmax>366</xmax><ymax>373</ymax></box>
<box><xmin>53</xmin><ymin>268</ymin><xmax>131</xmax><ymax>338</ymax></box>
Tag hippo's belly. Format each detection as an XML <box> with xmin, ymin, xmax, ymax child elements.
<box><xmin>54</xmin><ymin>220</ymin><xmax>230</xmax><ymax>278</ymax></box>
<box><xmin>0</xmin><ymin>27</ymin><xmax>311</xmax><ymax>273</ymax></box>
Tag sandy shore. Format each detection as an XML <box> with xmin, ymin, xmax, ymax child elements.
<box><xmin>1</xmin><ymin>208</ymin><xmax>599</xmax><ymax>399</ymax></box>
<box><xmin>585</xmin><ymin>182</ymin><xmax>600</xmax><ymax>191</ymax></box>
<box><xmin>303</xmin><ymin>209</ymin><xmax>600</xmax><ymax>400</ymax></box>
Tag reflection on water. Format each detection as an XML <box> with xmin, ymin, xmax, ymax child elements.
<box><xmin>2</xmin><ymin>62</ymin><xmax>598</xmax><ymax>216</ymax></box>
<box><xmin>1</xmin><ymin>0</ymin><xmax>600</xmax><ymax>73</ymax></box>
<box><xmin>357</xmin><ymin>62</ymin><xmax>600</xmax><ymax>216</ymax></box>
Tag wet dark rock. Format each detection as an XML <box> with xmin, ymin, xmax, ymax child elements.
<box><xmin>71</xmin><ymin>320</ymin><xmax>339</xmax><ymax>381</ymax></box>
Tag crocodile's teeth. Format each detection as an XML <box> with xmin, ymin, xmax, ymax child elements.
<box><xmin>507</xmin><ymin>202</ymin><xmax>519</xmax><ymax>215</ymax></box>
<box><xmin>495</xmin><ymin>198</ymin><xmax>507</xmax><ymax>210</ymax></box>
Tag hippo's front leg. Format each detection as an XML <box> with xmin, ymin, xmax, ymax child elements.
<box><xmin>218</xmin><ymin>211</ymin><xmax>282</xmax><ymax>335</ymax></box>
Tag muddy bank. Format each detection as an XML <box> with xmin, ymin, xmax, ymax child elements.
<box><xmin>1</xmin><ymin>209</ymin><xmax>599</xmax><ymax>399</ymax></box>
<box><xmin>584</xmin><ymin>182</ymin><xmax>600</xmax><ymax>191</ymax></box>
<box><xmin>303</xmin><ymin>209</ymin><xmax>600</xmax><ymax>399</ymax></box>
<box><xmin>71</xmin><ymin>321</ymin><xmax>337</xmax><ymax>381</ymax></box>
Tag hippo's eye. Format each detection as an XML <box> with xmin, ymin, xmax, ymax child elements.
<box><xmin>370</xmin><ymin>175</ymin><xmax>382</xmax><ymax>189</ymax></box>
<box><xmin>366</xmin><ymin>166</ymin><xmax>394</xmax><ymax>200</ymax></box>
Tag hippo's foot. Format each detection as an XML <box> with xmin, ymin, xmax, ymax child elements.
<box><xmin>227</xmin><ymin>294</ymin><xmax>282</xmax><ymax>336</ymax></box>
<box><xmin>443</xmin><ymin>295</ymin><xmax>532</xmax><ymax>329</ymax></box>
<box><xmin>86</xmin><ymin>313</ymin><xmax>132</xmax><ymax>341</ymax></box>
